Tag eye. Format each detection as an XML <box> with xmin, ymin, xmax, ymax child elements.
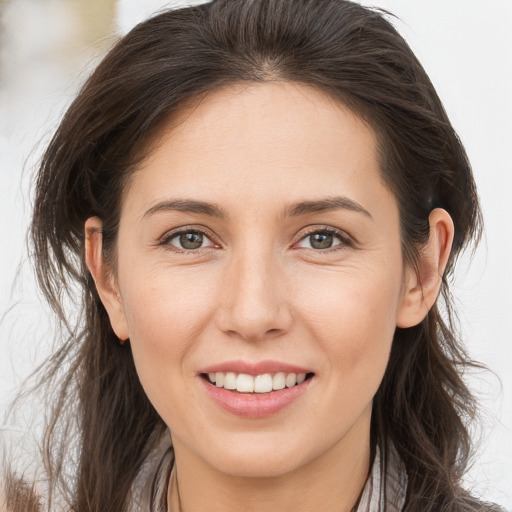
<box><xmin>296</xmin><ymin>229</ymin><xmax>348</xmax><ymax>251</ymax></box>
<box><xmin>165</xmin><ymin>230</ymin><xmax>215</xmax><ymax>251</ymax></box>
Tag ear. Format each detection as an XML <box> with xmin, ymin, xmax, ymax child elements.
<box><xmin>396</xmin><ymin>208</ymin><xmax>454</xmax><ymax>328</ymax></box>
<box><xmin>85</xmin><ymin>217</ymin><xmax>129</xmax><ymax>341</ymax></box>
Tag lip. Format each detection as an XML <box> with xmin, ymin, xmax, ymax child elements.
<box><xmin>198</xmin><ymin>360</ymin><xmax>314</xmax><ymax>418</ymax></box>
<box><xmin>198</xmin><ymin>359</ymin><xmax>312</xmax><ymax>376</ymax></box>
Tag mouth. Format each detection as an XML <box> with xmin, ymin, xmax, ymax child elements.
<box><xmin>201</xmin><ymin>371</ymin><xmax>315</xmax><ymax>394</ymax></box>
<box><xmin>199</xmin><ymin>366</ymin><xmax>315</xmax><ymax>418</ymax></box>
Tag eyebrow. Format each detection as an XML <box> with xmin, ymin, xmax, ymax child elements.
<box><xmin>143</xmin><ymin>196</ymin><xmax>372</xmax><ymax>220</ymax></box>
<box><xmin>143</xmin><ymin>199</ymin><xmax>229</xmax><ymax>219</ymax></box>
<box><xmin>283</xmin><ymin>196</ymin><xmax>372</xmax><ymax>219</ymax></box>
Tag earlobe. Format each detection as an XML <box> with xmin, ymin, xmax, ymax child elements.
<box><xmin>85</xmin><ymin>217</ymin><xmax>129</xmax><ymax>341</ymax></box>
<box><xmin>396</xmin><ymin>208</ymin><xmax>454</xmax><ymax>328</ymax></box>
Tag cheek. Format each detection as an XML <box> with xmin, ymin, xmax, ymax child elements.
<box><xmin>119</xmin><ymin>265</ymin><xmax>219</xmax><ymax>387</ymax></box>
<box><xmin>298</xmin><ymin>264</ymin><xmax>401</xmax><ymax>322</ymax></box>
<box><xmin>293</xmin><ymin>264</ymin><xmax>402</xmax><ymax>376</ymax></box>
<box><xmin>118</xmin><ymin>267</ymin><xmax>223</xmax><ymax>429</ymax></box>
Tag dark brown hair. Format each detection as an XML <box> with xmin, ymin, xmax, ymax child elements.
<box><xmin>3</xmin><ymin>0</ymin><xmax>498</xmax><ymax>510</ymax></box>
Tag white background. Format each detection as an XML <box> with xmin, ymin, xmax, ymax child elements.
<box><xmin>0</xmin><ymin>0</ymin><xmax>511</xmax><ymax>508</ymax></box>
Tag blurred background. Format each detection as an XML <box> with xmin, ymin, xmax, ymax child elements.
<box><xmin>1</xmin><ymin>0</ymin><xmax>511</xmax><ymax>508</ymax></box>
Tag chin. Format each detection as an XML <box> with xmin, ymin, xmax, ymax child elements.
<box><xmin>201</xmin><ymin>435</ymin><xmax>314</xmax><ymax>479</ymax></box>
<box><xmin>218</xmin><ymin>457</ymin><xmax>303</xmax><ymax>479</ymax></box>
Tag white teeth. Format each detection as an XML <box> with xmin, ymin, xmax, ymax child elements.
<box><xmin>206</xmin><ymin>371</ymin><xmax>309</xmax><ymax>393</ymax></box>
<box><xmin>254</xmin><ymin>374</ymin><xmax>273</xmax><ymax>393</ymax></box>
<box><xmin>285</xmin><ymin>373</ymin><xmax>297</xmax><ymax>388</ymax></box>
<box><xmin>224</xmin><ymin>372</ymin><xmax>237</xmax><ymax>390</ymax></box>
<box><xmin>236</xmin><ymin>374</ymin><xmax>254</xmax><ymax>392</ymax></box>
<box><xmin>272</xmin><ymin>372</ymin><xmax>286</xmax><ymax>390</ymax></box>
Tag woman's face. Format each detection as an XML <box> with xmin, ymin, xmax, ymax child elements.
<box><xmin>93</xmin><ymin>82</ymin><xmax>419</xmax><ymax>478</ymax></box>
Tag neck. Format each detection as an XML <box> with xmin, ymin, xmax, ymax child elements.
<box><xmin>170</xmin><ymin>410</ymin><xmax>372</xmax><ymax>512</ymax></box>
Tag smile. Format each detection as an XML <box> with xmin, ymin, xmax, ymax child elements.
<box><xmin>205</xmin><ymin>372</ymin><xmax>311</xmax><ymax>393</ymax></box>
<box><xmin>199</xmin><ymin>363</ymin><xmax>315</xmax><ymax>418</ymax></box>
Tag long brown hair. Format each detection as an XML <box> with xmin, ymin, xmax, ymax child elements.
<box><xmin>2</xmin><ymin>0</ymin><xmax>498</xmax><ymax>510</ymax></box>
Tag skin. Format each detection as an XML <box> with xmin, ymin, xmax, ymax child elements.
<box><xmin>86</xmin><ymin>82</ymin><xmax>453</xmax><ymax>512</ymax></box>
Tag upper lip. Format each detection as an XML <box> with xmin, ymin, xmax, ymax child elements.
<box><xmin>198</xmin><ymin>360</ymin><xmax>312</xmax><ymax>376</ymax></box>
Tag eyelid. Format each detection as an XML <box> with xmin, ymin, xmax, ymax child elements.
<box><xmin>158</xmin><ymin>225</ymin><xmax>220</xmax><ymax>252</ymax></box>
<box><xmin>293</xmin><ymin>225</ymin><xmax>354</xmax><ymax>251</ymax></box>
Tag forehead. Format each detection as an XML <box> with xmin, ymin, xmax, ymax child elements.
<box><xmin>123</xmin><ymin>81</ymin><xmax>393</xmax><ymax>219</ymax></box>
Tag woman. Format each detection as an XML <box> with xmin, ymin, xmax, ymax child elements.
<box><xmin>1</xmin><ymin>0</ymin><xmax>504</xmax><ymax>510</ymax></box>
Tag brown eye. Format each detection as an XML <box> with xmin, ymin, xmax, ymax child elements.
<box><xmin>180</xmin><ymin>232</ymin><xmax>203</xmax><ymax>249</ymax></box>
<box><xmin>310</xmin><ymin>233</ymin><xmax>334</xmax><ymax>250</ymax></box>
<box><xmin>296</xmin><ymin>229</ymin><xmax>346</xmax><ymax>251</ymax></box>
<box><xmin>167</xmin><ymin>230</ymin><xmax>214</xmax><ymax>251</ymax></box>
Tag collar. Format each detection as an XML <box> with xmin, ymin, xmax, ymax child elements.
<box><xmin>357</xmin><ymin>443</ymin><xmax>407</xmax><ymax>511</ymax></box>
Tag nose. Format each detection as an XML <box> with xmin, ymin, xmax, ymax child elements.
<box><xmin>216</xmin><ymin>247</ymin><xmax>293</xmax><ymax>342</ymax></box>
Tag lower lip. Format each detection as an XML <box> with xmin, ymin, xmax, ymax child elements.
<box><xmin>201</xmin><ymin>377</ymin><xmax>313</xmax><ymax>418</ymax></box>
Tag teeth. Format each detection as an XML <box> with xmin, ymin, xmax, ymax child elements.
<box><xmin>272</xmin><ymin>372</ymin><xmax>286</xmax><ymax>390</ymax></box>
<box><xmin>215</xmin><ymin>372</ymin><xmax>224</xmax><ymax>387</ymax></box>
<box><xmin>254</xmin><ymin>374</ymin><xmax>273</xmax><ymax>393</ymax></box>
<box><xmin>236</xmin><ymin>374</ymin><xmax>254</xmax><ymax>392</ymax></box>
<box><xmin>206</xmin><ymin>371</ymin><xmax>308</xmax><ymax>393</ymax></box>
<box><xmin>224</xmin><ymin>372</ymin><xmax>237</xmax><ymax>390</ymax></box>
<box><xmin>285</xmin><ymin>373</ymin><xmax>297</xmax><ymax>388</ymax></box>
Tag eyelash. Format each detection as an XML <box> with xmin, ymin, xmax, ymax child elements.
<box><xmin>296</xmin><ymin>226</ymin><xmax>353</xmax><ymax>252</ymax></box>
<box><xmin>159</xmin><ymin>227</ymin><xmax>216</xmax><ymax>254</ymax></box>
<box><xmin>159</xmin><ymin>226</ymin><xmax>353</xmax><ymax>254</ymax></box>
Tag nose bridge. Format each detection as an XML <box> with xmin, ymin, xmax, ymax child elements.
<box><xmin>218</xmin><ymin>239</ymin><xmax>291</xmax><ymax>341</ymax></box>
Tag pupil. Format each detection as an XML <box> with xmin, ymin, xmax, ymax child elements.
<box><xmin>180</xmin><ymin>232</ymin><xmax>203</xmax><ymax>249</ymax></box>
<box><xmin>311</xmin><ymin>233</ymin><xmax>332</xmax><ymax>250</ymax></box>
